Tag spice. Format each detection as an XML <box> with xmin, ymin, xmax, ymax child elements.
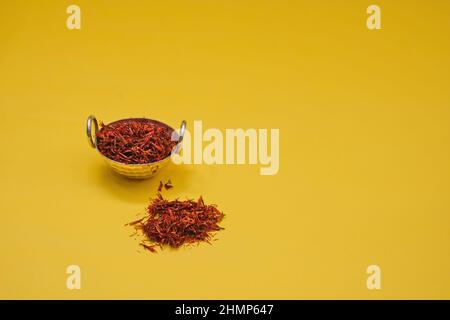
<box><xmin>131</xmin><ymin>194</ymin><xmax>225</xmax><ymax>252</ymax></box>
<box><xmin>157</xmin><ymin>179</ymin><xmax>174</xmax><ymax>192</ymax></box>
<box><xmin>164</xmin><ymin>179</ymin><xmax>173</xmax><ymax>190</ymax></box>
<box><xmin>96</xmin><ymin>118</ymin><xmax>177</xmax><ymax>164</ymax></box>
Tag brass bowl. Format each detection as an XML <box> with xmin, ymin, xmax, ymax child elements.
<box><xmin>86</xmin><ymin>115</ymin><xmax>186</xmax><ymax>179</ymax></box>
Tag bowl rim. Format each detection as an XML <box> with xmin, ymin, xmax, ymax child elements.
<box><xmin>95</xmin><ymin>117</ymin><xmax>180</xmax><ymax>167</ymax></box>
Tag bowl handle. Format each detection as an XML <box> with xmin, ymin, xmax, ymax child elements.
<box><xmin>86</xmin><ymin>115</ymin><xmax>99</xmax><ymax>148</ymax></box>
<box><xmin>178</xmin><ymin>120</ymin><xmax>186</xmax><ymax>143</ymax></box>
<box><xmin>173</xmin><ymin>120</ymin><xmax>186</xmax><ymax>154</ymax></box>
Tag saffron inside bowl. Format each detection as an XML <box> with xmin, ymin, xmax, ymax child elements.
<box><xmin>96</xmin><ymin>118</ymin><xmax>177</xmax><ymax>164</ymax></box>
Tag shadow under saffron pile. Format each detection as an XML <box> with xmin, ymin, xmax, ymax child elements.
<box><xmin>130</xmin><ymin>193</ymin><xmax>225</xmax><ymax>253</ymax></box>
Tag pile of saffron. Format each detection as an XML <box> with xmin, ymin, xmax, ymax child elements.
<box><xmin>130</xmin><ymin>194</ymin><xmax>225</xmax><ymax>253</ymax></box>
<box><xmin>96</xmin><ymin>118</ymin><xmax>177</xmax><ymax>164</ymax></box>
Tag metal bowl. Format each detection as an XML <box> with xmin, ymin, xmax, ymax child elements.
<box><xmin>86</xmin><ymin>115</ymin><xmax>186</xmax><ymax>179</ymax></box>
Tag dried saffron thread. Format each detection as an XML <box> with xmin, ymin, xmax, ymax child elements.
<box><xmin>96</xmin><ymin>118</ymin><xmax>177</xmax><ymax>164</ymax></box>
<box><xmin>164</xmin><ymin>179</ymin><xmax>173</xmax><ymax>190</ymax></box>
<box><xmin>157</xmin><ymin>179</ymin><xmax>173</xmax><ymax>192</ymax></box>
<box><xmin>131</xmin><ymin>194</ymin><xmax>225</xmax><ymax>253</ymax></box>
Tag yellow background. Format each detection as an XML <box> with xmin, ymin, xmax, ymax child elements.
<box><xmin>1</xmin><ymin>0</ymin><xmax>449</xmax><ymax>299</ymax></box>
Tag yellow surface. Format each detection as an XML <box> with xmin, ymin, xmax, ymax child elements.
<box><xmin>1</xmin><ymin>0</ymin><xmax>449</xmax><ymax>299</ymax></box>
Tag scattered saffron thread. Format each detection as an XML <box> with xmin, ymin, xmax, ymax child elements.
<box><xmin>158</xmin><ymin>179</ymin><xmax>173</xmax><ymax>192</ymax></box>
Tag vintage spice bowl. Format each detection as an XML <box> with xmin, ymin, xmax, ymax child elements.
<box><xmin>86</xmin><ymin>115</ymin><xmax>186</xmax><ymax>179</ymax></box>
